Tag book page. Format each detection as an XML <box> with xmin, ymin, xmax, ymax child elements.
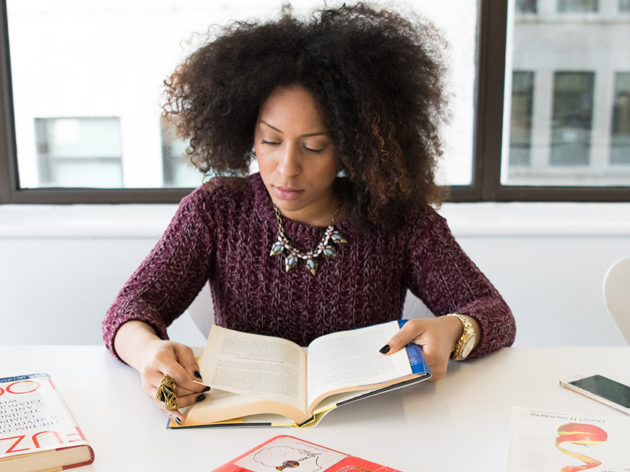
<box><xmin>199</xmin><ymin>326</ymin><xmax>307</xmax><ymax>412</ymax></box>
<box><xmin>177</xmin><ymin>388</ymin><xmax>297</xmax><ymax>427</ymax></box>
<box><xmin>306</xmin><ymin>320</ymin><xmax>412</xmax><ymax>408</ymax></box>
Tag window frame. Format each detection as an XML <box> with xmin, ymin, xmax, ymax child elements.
<box><xmin>1</xmin><ymin>0</ymin><xmax>629</xmax><ymax>204</ymax></box>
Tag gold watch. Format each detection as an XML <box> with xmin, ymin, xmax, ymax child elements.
<box><xmin>447</xmin><ymin>313</ymin><xmax>477</xmax><ymax>360</ymax></box>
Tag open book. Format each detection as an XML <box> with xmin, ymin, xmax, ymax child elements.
<box><xmin>169</xmin><ymin>320</ymin><xmax>430</xmax><ymax>428</ymax></box>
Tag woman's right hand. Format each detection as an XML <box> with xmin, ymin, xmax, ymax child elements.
<box><xmin>138</xmin><ymin>338</ymin><xmax>209</xmax><ymax>424</ymax></box>
<box><xmin>113</xmin><ymin>320</ymin><xmax>209</xmax><ymax>424</ymax></box>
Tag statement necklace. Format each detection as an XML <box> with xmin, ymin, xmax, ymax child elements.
<box><xmin>269</xmin><ymin>202</ymin><xmax>347</xmax><ymax>275</ymax></box>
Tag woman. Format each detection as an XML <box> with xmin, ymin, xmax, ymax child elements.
<box><xmin>103</xmin><ymin>3</ymin><xmax>516</xmax><ymax>424</ymax></box>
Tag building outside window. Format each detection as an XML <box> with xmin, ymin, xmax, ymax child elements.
<box><xmin>550</xmin><ymin>72</ymin><xmax>594</xmax><ymax>166</ymax></box>
<box><xmin>504</xmin><ymin>0</ymin><xmax>630</xmax><ymax>186</ymax></box>
<box><xmin>160</xmin><ymin>117</ymin><xmax>204</xmax><ymax>188</ymax></box>
<box><xmin>34</xmin><ymin>117</ymin><xmax>122</xmax><ymax>187</ymax></box>
<box><xmin>557</xmin><ymin>0</ymin><xmax>598</xmax><ymax>12</ymax></box>
<box><xmin>516</xmin><ymin>0</ymin><xmax>537</xmax><ymax>13</ymax></box>
<box><xmin>611</xmin><ymin>73</ymin><xmax>630</xmax><ymax>164</ymax></box>
<box><xmin>509</xmin><ymin>71</ymin><xmax>535</xmax><ymax>167</ymax></box>
<box><xmin>620</xmin><ymin>0</ymin><xmax>630</xmax><ymax>11</ymax></box>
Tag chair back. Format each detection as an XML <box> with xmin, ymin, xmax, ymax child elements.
<box><xmin>603</xmin><ymin>257</ymin><xmax>630</xmax><ymax>344</ymax></box>
<box><xmin>187</xmin><ymin>284</ymin><xmax>214</xmax><ymax>338</ymax></box>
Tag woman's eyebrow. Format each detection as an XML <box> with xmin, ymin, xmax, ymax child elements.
<box><xmin>259</xmin><ymin>120</ymin><xmax>327</xmax><ymax>137</ymax></box>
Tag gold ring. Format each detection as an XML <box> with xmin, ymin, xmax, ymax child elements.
<box><xmin>155</xmin><ymin>374</ymin><xmax>178</xmax><ymax>410</ymax></box>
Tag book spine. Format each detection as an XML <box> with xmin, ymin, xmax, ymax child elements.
<box><xmin>0</xmin><ymin>373</ymin><xmax>50</xmax><ymax>384</ymax></box>
<box><xmin>398</xmin><ymin>320</ymin><xmax>430</xmax><ymax>375</ymax></box>
<box><xmin>60</xmin><ymin>444</ymin><xmax>96</xmax><ymax>469</ymax></box>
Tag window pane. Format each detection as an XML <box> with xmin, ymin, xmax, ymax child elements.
<box><xmin>503</xmin><ymin>0</ymin><xmax>630</xmax><ymax>186</ymax></box>
<box><xmin>7</xmin><ymin>0</ymin><xmax>478</xmax><ymax>190</ymax></box>
<box><xmin>509</xmin><ymin>71</ymin><xmax>535</xmax><ymax>166</ymax></box>
<box><xmin>517</xmin><ymin>0</ymin><xmax>537</xmax><ymax>13</ymax></box>
<box><xmin>612</xmin><ymin>73</ymin><xmax>630</xmax><ymax>164</ymax></box>
<box><xmin>622</xmin><ymin>0</ymin><xmax>630</xmax><ymax>12</ymax></box>
<box><xmin>558</xmin><ymin>0</ymin><xmax>598</xmax><ymax>12</ymax></box>
<box><xmin>550</xmin><ymin>72</ymin><xmax>594</xmax><ymax>166</ymax></box>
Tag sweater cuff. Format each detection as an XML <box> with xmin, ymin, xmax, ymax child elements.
<box><xmin>102</xmin><ymin>300</ymin><xmax>170</xmax><ymax>364</ymax></box>
<box><xmin>454</xmin><ymin>298</ymin><xmax>515</xmax><ymax>359</ymax></box>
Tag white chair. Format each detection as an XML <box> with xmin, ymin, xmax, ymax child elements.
<box><xmin>603</xmin><ymin>257</ymin><xmax>630</xmax><ymax>344</ymax></box>
<box><xmin>187</xmin><ymin>284</ymin><xmax>214</xmax><ymax>338</ymax></box>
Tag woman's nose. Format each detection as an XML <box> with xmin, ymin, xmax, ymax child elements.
<box><xmin>277</xmin><ymin>143</ymin><xmax>301</xmax><ymax>176</ymax></box>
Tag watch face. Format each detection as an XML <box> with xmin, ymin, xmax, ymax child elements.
<box><xmin>461</xmin><ymin>337</ymin><xmax>475</xmax><ymax>359</ymax></box>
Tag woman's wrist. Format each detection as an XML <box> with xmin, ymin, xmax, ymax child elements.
<box><xmin>443</xmin><ymin>314</ymin><xmax>464</xmax><ymax>352</ymax></box>
<box><xmin>113</xmin><ymin>320</ymin><xmax>161</xmax><ymax>369</ymax></box>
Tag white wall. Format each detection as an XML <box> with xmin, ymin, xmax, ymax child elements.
<box><xmin>0</xmin><ymin>202</ymin><xmax>628</xmax><ymax>347</ymax></box>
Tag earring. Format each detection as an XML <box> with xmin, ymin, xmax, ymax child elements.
<box><xmin>336</xmin><ymin>168</ymin><xmax>347</xmax><ymax>178</ymax></box>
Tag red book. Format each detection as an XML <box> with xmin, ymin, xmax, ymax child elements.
<box><xmin>211</xmin><ymin>435</ymin><xmax>400</xmax><ymax>472</ymax></box>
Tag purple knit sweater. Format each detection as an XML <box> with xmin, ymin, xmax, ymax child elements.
<box><xmin>103</xmin><ymin>173</ymin><xmax>515</xmax><ymax>360</ymax></box>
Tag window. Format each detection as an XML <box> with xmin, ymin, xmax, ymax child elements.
<box><xmin>612</xmin><ymin>73</ymin><xmax>630</xmax><ymax>165</ymax></box>
<box><xmin>1</xmin><ymin>1</ymin><xmax>629</xmax><ymax>204</ymax></box>
<box><xmin>0</xmin><ymin>0</ymin><xmax>477</xmax><ymax>203</ymax></box>
<box><xmin>558</xmin><ymin>0</ymin><xmax>598</xmax><ymax>12</ymax></box>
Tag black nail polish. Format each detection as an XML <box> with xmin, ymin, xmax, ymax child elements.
<box><xmin>202</xmin><ymin>386</ymin><xmax>211</xmax><ymax>392</ymax></box>
<box><xmin>379</xmin><ymin>344</ymin><xmax>391</xmax><ymax>354</ymax></box>
<box><xmin>175</xmin><ymin>417</ymin><xmax>181</xmax><ymax>425</ymax></box>
<box><xmin>194</xmin><ymin>370</ymin><xmax>202</xmax><ymax>379</ymax></box>
<box><xmin>196</xmin><ymin>394</ymin><xmax>206</xmax><ymax>403</ymax></box>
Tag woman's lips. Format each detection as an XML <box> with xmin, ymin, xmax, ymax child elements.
<box><xmin>273</xmin><ymin>185</ymin><xmax>304</xmax><ymax>200</ymax></box>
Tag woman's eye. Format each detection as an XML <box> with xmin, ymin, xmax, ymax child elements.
<box><xmin>304</xmin><ymin>146</ymin><xmax>324</xmax><ymax>154</ymax></box>
<box><xmin>261</xmin><ymin>140</ymin><xmax>280</xmax><ymax>146</ymax></box>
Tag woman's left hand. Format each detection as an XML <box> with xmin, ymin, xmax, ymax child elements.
<box><xmin>380</xmin><ymin>316</ymin><xmax>465</xmax><ymax>382</ymax></box>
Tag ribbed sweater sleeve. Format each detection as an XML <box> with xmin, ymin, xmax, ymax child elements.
<box><xmin>404</xmin><ymin>208</ymin><xmax>516</xmax><ymax>358</ymax></box>
<box><xmin>102</xmin><ymin>187</ymin><xmax>215</xmax><ymax>361</ymax></box>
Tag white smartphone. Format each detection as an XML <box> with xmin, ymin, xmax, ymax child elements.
<box><xmin>560</xmin><ymin>374</ymin><xmax>630</xmax><ymax>416</ymax></box>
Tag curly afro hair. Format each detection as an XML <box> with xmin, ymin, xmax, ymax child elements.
<box><xmin>163</xmin><ymin>3</ymin><xmax>449</xmax><ymax>231</ymax></box>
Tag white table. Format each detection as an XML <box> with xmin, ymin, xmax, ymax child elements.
<box><xmin>2</xmin><ymin>345</ymin><xmax>629</xmax><ymax>471</ymax></box>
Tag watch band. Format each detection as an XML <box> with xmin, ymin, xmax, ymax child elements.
<box><xmin>447</xmin><ymin>313</ymin><xmax>476</xmax><ymax>361</ymax></box>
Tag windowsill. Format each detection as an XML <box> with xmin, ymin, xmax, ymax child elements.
<box><xmin>0</xmin><ymin>202</ymin><xmax>628</xmax><ymax>238</ymax></box>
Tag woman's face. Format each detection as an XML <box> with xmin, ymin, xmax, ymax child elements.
<box><xmin>254</xmin><ymin>84</ymin><xmax>340</xmax><ymax>226</ymax></box>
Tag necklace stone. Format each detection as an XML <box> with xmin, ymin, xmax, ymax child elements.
<box><xmin>269</xmin><ymin>202</ymin><xmax>347</xmax><ymax>275</ymax></box>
